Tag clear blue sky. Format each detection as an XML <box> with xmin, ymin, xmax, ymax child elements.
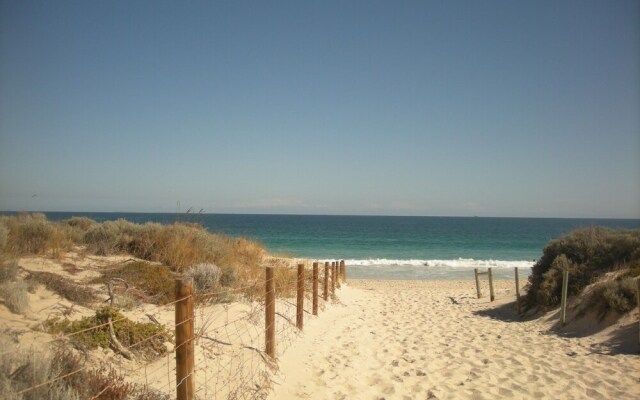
<box><xmin>1</xmin><ymin>1</ymin><xmax>639</xmax><ymax>218</ymax></box>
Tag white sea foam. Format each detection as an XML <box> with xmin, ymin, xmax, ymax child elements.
<box><xmin>334</xmin><ymin>258</ymin><xmax>534</xmax><ymax>269</ymax></box>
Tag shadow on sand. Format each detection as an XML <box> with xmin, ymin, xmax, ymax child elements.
<box><xmin>474</xmin><ymin>300</ymin><xmax>639</xmax><ymax>355</ymax></box>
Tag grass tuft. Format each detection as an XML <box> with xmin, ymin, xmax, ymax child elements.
<box><xmin>0</xmin><ymin>280</ymin><xmax>29</xmax><ymax>315</ymax></box>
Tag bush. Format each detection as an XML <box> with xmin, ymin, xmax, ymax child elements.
<box><xmin>0</xmin><ymin>340</ymin><xmax>57</xmax><ymax>400</ymax></box>
<box><xmin>525</xmin><ymin>228</ymin><xmax>640</xmax><ymax>311</ymax></box>
<box><xmin>185</xmin><ymin>263</ymin><xmax>221</xmax><ymax>293</ymax></box>
<box><xmin>64</xmin><ymin>217</ymin><xmax>96</xmax><ymax>231</ymax></box>
<box><xmin>0</xmin><ymin>337</ymin><xmax>166</xmax><ymax>400</ymax></box>
<box><xmin>44</xmin><ymin>307</ymin><xmax>171</xmax><ymax>360</ymax></box>
<box><xmin>83</xmin><ymin>222</ymin><xmax>121</xmax><ymax>256</ymax></box>
<box><xmin>0</xmin><ymin>280</ymin><xmax>29</xmax><ymax>314</ymax></box>
<box><xmin>93</xmin><ymin>262</ymin><xmax>175</xmax><ymax>305</ymax></box>
<box><xmin>1</xmin><ymin>214</ymin><xmax>268</xmax><ymax>298</ymax></box>
<box><xmin>0</xmin><ymin>260</ymin><xmax>19</xmax><ymax>283</ymax></box>
<box><xmin>587</xmin><ymin>278</ymin><xmax>637</xmax><ymax>316</ymax></box>
<box><xmin>2</xmin><ymin>213</ymin><xmax>53</xmax><ymax>254</ymax></box>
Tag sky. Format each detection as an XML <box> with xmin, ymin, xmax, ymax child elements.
<box><xmin>0</xmin><ymin>1</ymin><xmax>639</xmax><ymax>218</ymax></box>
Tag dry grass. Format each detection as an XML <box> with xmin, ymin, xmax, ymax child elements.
<box><xmin>0</xmin><ymin>260</ymin><xmax>20</xmax><ymax>283</ymax></box>
<box><xmin>1</xmin><ymin>214</ymin><xmax>272</xmax><ymax>297</ymax></box>
<box><xmin>0</xmin><ymin>213</ymin><xmax>76</xmax><ymax>257</ymax></box>
<box><xmin>0</xmin><ymin>280</ymin><xmax>29</xmax><ymax>315</ymax></box>
<box><xmin>0</xmin><ymin>336</ymin><xmax>169</xmax><ymax>400</ymax></box>
<box><xmin>27</xmin><ymin>271</ymin><xmax>96</xmax><ymax>306</ymax></box>
<box><xmin>0</xmin><ymin>223</ymin><xmax>8</xmax><ymax>258</ymax></box>
<box><xmin>93</xmin><ymin>261</ymin><xmax>176</xmax><ymax>305</ymax></box>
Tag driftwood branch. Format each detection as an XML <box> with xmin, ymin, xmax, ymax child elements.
<box><xmin>105</xmin><ymin>278</ymin><xmax>129</xmax><ymax>306</ymax></box>
<box><xmin>108</xmin><ymin>316</ymin><xmax>134</xmax><ymax>360</ymax></box>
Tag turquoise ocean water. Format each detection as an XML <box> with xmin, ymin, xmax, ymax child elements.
<box><xmin>18</xmin><ymin>213</ymin><xmax>640</xmax><ymax>280</ymax></box>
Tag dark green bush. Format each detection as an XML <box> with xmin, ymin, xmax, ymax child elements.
<box><xmin>525</xmin><ymin>227</ymin><xmax>640</xmax><ymax>311</ymax></box>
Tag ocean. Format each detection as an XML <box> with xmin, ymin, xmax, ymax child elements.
<box><xmin>10</xmin><ymin>212</ymin><xmax>640</xmax><ymax>280</ymax></box>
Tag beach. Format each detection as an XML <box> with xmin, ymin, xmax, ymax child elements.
<box><xmin>270</xmin><ymin>280</ymin><xmax>640</xmax><ymax>400</ymax></box>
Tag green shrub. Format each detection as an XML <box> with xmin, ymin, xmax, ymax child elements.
<box><xmin>587</xmin><ymin>278</ymin><xmax>638</xmax><ymax>316</ymax></box>
<box><xmin>94</xmin><ymin>262</ymin><xmax>175</xmax><ymax>305</ymax></box>
<box><xmin>44</xmin><ymin>307</ymin><xmax>171</xmax><ymax>360</ymax></box>
<box><xmin>525</xmin><ymin>227</ymin><xmax>640</xmax><ymax>311</ymax></box>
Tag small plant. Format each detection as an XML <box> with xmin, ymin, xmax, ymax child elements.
<box><xmin>0</xmin><ymin>280</ymin><xmax>29</xmax><ymax>315</ymax></box>
<box><xmin>185</xmin><ymin>263</ymin><xmax>221</xmax><ymax>293</ymax></box>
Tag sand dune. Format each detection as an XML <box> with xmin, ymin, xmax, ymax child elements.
<box><xmin>270</xmin><ymin>280</ymin><xmax>640</xmax><ymax>400</ymax></box>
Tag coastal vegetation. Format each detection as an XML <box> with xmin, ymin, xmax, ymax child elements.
<box><xmin>0</xmin><ymin>213</ymin><xmax>265</xmax><ymax>272</ymax></box>
<box><xmin>43</xmin><ymin>307</ymin><xmax>172</xmax><ymax>360</ymax></box>
<box><xmin>525</xmin><ymin>227</ymin><xmax>640</xmax><ymax>314</ymax></box>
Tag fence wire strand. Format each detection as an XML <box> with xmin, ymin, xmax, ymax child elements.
<box><xmin>4</xmin><ymin>261</ymin><xmax>345</xmax><ymax>399</ymax></box>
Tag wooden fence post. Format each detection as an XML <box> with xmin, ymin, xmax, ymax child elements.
<box><xmin>324</xmin><ymin>262</ymin><xmax>329</xmax><ymax>301</ymax></box>
<box><xmin>488</xmin><ymin>268</ymin><xmax>495</xmax><ymax>302</ymax></box>
<box><xmin>340</xmin><ymin>260</ymin><xmax>346</xmax><ymax>282</ymax></box>
<box><xmin>331</xmin><ymin>261</ymin><xmax>336</xmax><ymax>295</ymax></box>
<box><xmin>175</xmin><ymin>278</ymin><xmax>195</xmax><ymax>400</ymax></box>
<box><xmin>265</xmin><ymin>267</ymin><xmax>276</xmax><ymax>359</ymax></box>
<box><xmin>474</xmin><ymin>268</ymin><xmax>481</xmax><ymax>299</ymax></box>
<box><xmin>312</xmin><ymin>262</ymin><xmax>319</xmax><ymax>316</ymax></box>
<box><xmin>335</xmin><ymin>260</ymin><xmax>341</xmax><ymax>289</ymax></box>
<box><xmin>561</xmin><ymin>268</ymin><xmax>569</xmax><ymax>326</ymax></box>
<box><xmin>636</xmin><ymin>278</ymin><xmax>640</xmax><ymax>345</ymax></box>
<box><xmin>515</xmin><ymin>267</ymin><xmax>521</xmax><ymax>314</ymax></box>
<box><xmin>296</xmin><ymin>263</ymin><xmax>304</xmax><ymax>330</ymax></box>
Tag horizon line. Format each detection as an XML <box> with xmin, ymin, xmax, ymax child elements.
<box><xmin>1</xmin><ymin>210</ymin><xmax>639</xmax><ymax>221</ymax></box>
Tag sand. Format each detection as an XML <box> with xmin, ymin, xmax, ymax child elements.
<box><xmin>269</xmin><ymin>279</ymin><xmax>640</xmax><ymax>400</ymax></box>
<box><xmin>3</xmin><ymin>254</ymin><xmax>639</xmax><ymax>399</ymax></box>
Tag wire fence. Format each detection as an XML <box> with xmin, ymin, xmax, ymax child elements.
<box><xmin>3</xmin><ymin>260</ymin><xmax>347</xmax><ymax>400</ymax></box>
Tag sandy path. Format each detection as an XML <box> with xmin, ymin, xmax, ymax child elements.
<box><xmin>269</xmin><ymin>280</ymin><xmax>640</xmax><ymax>400</ymax></box>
